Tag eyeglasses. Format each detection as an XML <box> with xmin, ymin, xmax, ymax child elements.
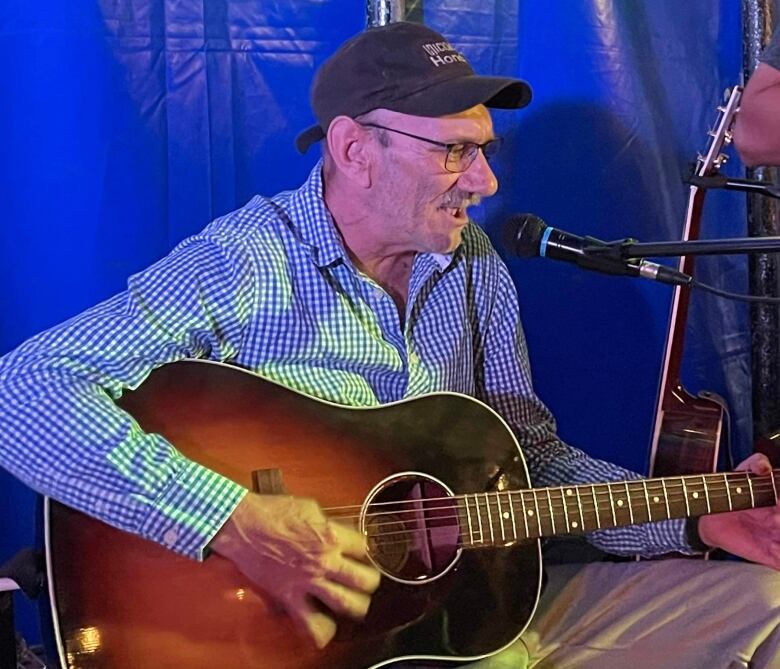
<box><xmin>360</xmin><ymin>122</ymin><xmax>502</xmax><ymax>173</ymax></box>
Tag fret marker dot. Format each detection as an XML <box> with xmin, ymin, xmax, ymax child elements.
<box><xmin>527</xmin><ymin>510</ymin><xmax>534</xmax><ymax>516</ymax></box>
<box><xmin>503</xmin><ymin>512</ymin><xmax>510</xmax><ymax>520</ymax></box>
<box><xmin>566</xmin><ymin>489</ymin><xmax>574</xmax><ymax>496</ymax></box>
<box><xmin>572</xmin><ymin>521</ymin><xmax>579</xmax><ymax>528</ymax></box>
<box><xmin>617</xmin><ymin>499</ymin><xmax>624</xmax><ymax>507</ymax></box>
<box><xmin>736</xmin><ymin>487</ymin><xmax>742</xmax><ymax>494</ymax></box>
<box><xmin>653</xmin><ymin>496</ymin><xmax>660</xmax><ymax>503</ymax></box>
<box><xmin>692</xmin><ymin>492</ymin><xmax>699</xmax><ymax>499</ymax></box>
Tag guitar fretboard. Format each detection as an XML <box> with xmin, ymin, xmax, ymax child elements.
<box><xmin>456</xmin><ymin>470</ymin><xmax>779</xmax><ymax>547</ymax></box>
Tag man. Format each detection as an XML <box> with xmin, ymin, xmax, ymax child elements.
<box><xmin>734</xmin><ymin>25</ymin><xmax>780</xmax><ymax>166</ymax></box>
<box><xmin>0</xmin><ymin>21</ymin><xmax>778</xmax><ymax>668</ymax></box>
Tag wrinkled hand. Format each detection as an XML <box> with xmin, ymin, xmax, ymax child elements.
<box><xmin>698</xmin><ymin>453</ymin><xmax>780</xmax><ymax>569</ymax></box>
<box><xmin>209</xmin><ymin>493</ymin><xmax>381</xmax><ymax>648</ymax></box>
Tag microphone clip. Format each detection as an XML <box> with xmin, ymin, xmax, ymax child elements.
<box><xmin>685</xmin><ymin>173</ymin><xmax>780</xmax><ymax>200</ymax></box>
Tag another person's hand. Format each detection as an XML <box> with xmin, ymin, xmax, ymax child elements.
<box><xmin>734</xmin><ymin>25</ymin><xmax>780</xmax><ymax>167</ymax></box>
<box><xmin>209</xmin><ymin>493</ymin><xmax>381</xmax><ymax>648</ymax></box>
<box><xmin>698</xmin><ymin>453</ymin><xmax>780</xmax><ymax>569</ymax></box>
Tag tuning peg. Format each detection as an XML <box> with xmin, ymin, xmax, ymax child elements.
<box><xmin>724</xmin><ymin>130</ymin><xmax>733</xmax><ymax>144</ymax></box>
<box><xmin>714</xmin><ymin>153</ymin><xmax>729</xmax><ymax>167</ymax></box>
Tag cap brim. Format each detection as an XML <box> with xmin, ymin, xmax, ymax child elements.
<box><xmin>295</xmin><ymin>124</ymin><xmax>326</xmax><ymax>154</ymax></box>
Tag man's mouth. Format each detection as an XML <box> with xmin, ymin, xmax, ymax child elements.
<box><xmin>439</xmin><ymin>193</ymin><xmax>480</xmax><ymax>219</ymax></box>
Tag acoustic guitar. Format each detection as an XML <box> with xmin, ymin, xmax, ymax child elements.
<box><xmin>648</xmin><ymin>86</ymin><xmax>742</xmax><ymax>478</ymax></box>
<box><xmin>46</xmin><ymin>360</ymin><xmax>778</xmax><ymax>668</ymax></box>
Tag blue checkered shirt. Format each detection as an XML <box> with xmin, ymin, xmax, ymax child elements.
<box><xmin>0</xmin><ymin>162</ymin><xmax>691</xmax><ymax>559</ymax></box>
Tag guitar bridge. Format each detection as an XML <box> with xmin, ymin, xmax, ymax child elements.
<box><xmin>251</xmin><ymin>468</ymin><xmax>287</xmax><ymax>495</ymax></box>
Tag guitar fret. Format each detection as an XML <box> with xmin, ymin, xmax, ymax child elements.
<box><xmin>681</xmin><ymin>478</ymin><xmax>691</xmax><ymax>516</ymax></box>
<box><xmin>624</xmin><ymin>482</ymin><xmax>634</xmax><ymax>524</ymax></box>
<box><xmin>532</xmin><ymin>491</ymin><xmax>542</xmax><ymax>537</ymax></box>
<box><xmin>474</xmin><ymin>493</ymin><xmax>484</xmax><ymax>544</ymax></box>
<box><xmin>483</xmin><ymin>493</ymin><xmax>495</xmax><ymax>544</ymax></box>
<box><xmin>723</xmin><ymin>473</ymin><xmax>733</xmax><ymax>511</ymax></box>
<box><xmin>545</xmin><ymin>489</ymin><xmax>557</xmax><ymax>535</ymax></box>
<box><xmin>642</xmin><ymin>480</ymin><xmax>652</xmax><ymax>521</ymax></box>
<box><xmin>507</xmin><ymin>492</ymin><xmax>518</xmax><ymax>541</ymax></box>
<box><xmin>661</xmin><ymin>479</ymin><xmax>671</xmax><ymax>519</ymax></box>
<box><xmin>747</xmin><ymin>476</ymin><xmax>755</xmax><ymax>507</ymax></box>
<box><xmin>463</xmin><ymin>496</ymin><xmax>475</xmax><ymax>545</ymax></box>
<box><xmin>562</xmin><ymin>489</ymin><xmax>572</xmax><ymax>532</ymax></box>
<box><xmin>574</xmin><ymin>486</ymin><xmax>584</xmax><ymax>530</ymax></box>
<box><xmin>495</xmin><ymin>493</ymin><xmax>506</xmax><ymax>543</ymax></box>
<box><xmin>591</xmin><ymin>486</ymin><xmax>602</xmax><ymax>529</ymax></box>
<box><xmin>519</xmin><ymin>491</ymin><xmax>530</xmax><ymax>538</ymax></box>
<box><xmin>771</xmin><ymin>471</ymin><xmax>779</xmax><ymax>505</ymax></box>
<box><xmin>607</xmin><ymin>484</ymin><xmax>617</xmax><ymax>526</ymax></box>
<box><xmin>701</xmin><ymin>475</ymin><xmax>711</xmax><ymax>514</ymax></box>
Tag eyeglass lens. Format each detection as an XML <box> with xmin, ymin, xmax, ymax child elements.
<box><xmin>445</xmin><ymin>139</ymin><xmax>501</xmax><ymax>172</ymax></box>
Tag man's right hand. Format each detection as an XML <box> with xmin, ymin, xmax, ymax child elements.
<box><xmin>209</xmin><ymin>493</ymin><xmax>381</xmax><ymax>649</ymax></box>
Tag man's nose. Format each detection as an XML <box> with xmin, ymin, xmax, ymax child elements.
<box><xmin>458</xmin><ymin>149</ymin><xmax>498</xmax><ymax>197</ymax></box>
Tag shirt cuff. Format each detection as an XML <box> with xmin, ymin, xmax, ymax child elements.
<box><xmin>136</xmin><ymin>459</ymin><xmax>248</xmax><ymax>560</ymax></box>
<box><xmin>644</xmin><ymin>517</ymin><xmax>693</xmax><ymax>556</ymax></box>
<box><xmin>684</xmin><ymin>516</ymin><xmax>711</xmax><ymax>553</ymax></box>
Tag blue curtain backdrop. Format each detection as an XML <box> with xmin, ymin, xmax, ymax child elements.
<box><xmin>0</xmin><ymin>0</ymin><xmax>748</xmax><ymax>644</ymax></box>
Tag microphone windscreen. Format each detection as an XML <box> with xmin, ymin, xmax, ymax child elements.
<box><xmin>502</xmin><ymin>213</ymin><xmax>547</xmax><ymax>257</ymax></box>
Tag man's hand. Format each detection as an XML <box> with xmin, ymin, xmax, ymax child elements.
<box><xmin>698</xmin><ymin>453</ymin><xmax>780</xmax><ymax>569</ymax></box>
<box><xmin>733</xmin><ymin>61</ymin><xmax>780</xmax><ymax>167</ymax></box>
<box><xmin>209</xmin><ymin>493</ymin><xmax>381</xmax><ymax>649</ymax></box>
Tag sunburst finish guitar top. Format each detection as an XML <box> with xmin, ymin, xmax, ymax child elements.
<box><xmin>47</xmin><ymin>360</ymin><xmax>540</xmax><ymax>669</ymax></box>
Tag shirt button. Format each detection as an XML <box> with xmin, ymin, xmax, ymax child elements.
<box><xmin>409</xmin><ymin>352</ymin><xmax>420</xmax><ymax>364</ymax></box>
<box><xmin>163</xmin><ymin>529</ymin><xmax>178</xmax><ymax>547</ymax></box>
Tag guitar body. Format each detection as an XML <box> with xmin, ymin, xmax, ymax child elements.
<box><xmin>650</xmin><ymin>383</ymin><xmax>724</xmax><ymax>477</ymax></box>
<box><xmin>46</xmin><ymin>360</ymin><xmax>541</xmax><ymax>669</ymax></box>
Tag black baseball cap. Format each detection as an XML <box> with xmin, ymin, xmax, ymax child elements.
<box><xmin>295</xmin><ymin>21</ymin><xmax>532</xmax><ymax>153</ymax></box>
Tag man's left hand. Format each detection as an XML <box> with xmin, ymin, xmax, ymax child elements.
<box><xmin>698</xmin><ymin>453</ymin><xmax>780</xmax><ymax>569</ymax></box>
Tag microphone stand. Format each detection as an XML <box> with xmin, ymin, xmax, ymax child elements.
<box><xmin>586</xmin><ymin>235</ymin><xmax>780</xmax><ymax>260</ymax></box>
<box><xmin>584</xmin><ymin>175</ymin><xmax>780</xmax><ymax>260</ymax></box>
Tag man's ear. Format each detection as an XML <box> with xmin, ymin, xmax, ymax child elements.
<box><xmin>326</xmin><ymin>116</ymin><xmax>373</xmax><ymax>187</ymax></box>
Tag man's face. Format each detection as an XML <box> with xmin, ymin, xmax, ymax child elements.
<box><xmin>365</xmin><ymin>104</ymin><xmax>499</xmax><ymax>255</ymax></box>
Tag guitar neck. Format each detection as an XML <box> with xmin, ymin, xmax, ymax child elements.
<box><xmin>456</xmin><ymin>469</ymin><xmax>779</xmax><ymax>547</ymax></box>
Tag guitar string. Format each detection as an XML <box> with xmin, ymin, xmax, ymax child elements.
<box><xmin>357</xmin><ymin>483</ymin><xmax>779</xmax><ymax>548</ymax></box>
<box><xmin>321</xmin><ymin>475</ymin><xmax>780</xmax><ymax>524</ymax></box>
<box><xmin>353</xmin><ymin>469</ymin><xmax>778</xmax><ymax>546</ymax></box>
<box><xmin>321</xmin><ymin>470</ymin><xmax>779</xmax><ymax>516</ymax></box>
<box><xmin>326</xmin><ymin>485</ymin><xmax>780</xmax><ymax>531</ymax></box>
<box><xmin>321</xmin><ymin>483</ymin><xmax>779</xmax><ymax>541</ymax></box>
<box><xmin>328</xmin><ymin>488</ymin><xmax>770</xmax><ymax>545</ymax></box>
<box><xmin>332</xmin><ymin>506</ymin><xmax>780</xmax><ymax>555</ymax></box>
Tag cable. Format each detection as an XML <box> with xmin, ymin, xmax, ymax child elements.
<box><xmin>691</xmin><ymin>279</ymin><xmax>780</xmax><ymax>304</ymax></box>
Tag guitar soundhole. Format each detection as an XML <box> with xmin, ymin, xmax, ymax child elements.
<box><xmin>362</xmin><ymin>473</ymin><xmax>460</xmax><ymax>584</ymax></box>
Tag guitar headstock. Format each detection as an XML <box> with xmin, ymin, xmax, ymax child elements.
<box><xmin>695</xmin><ymin>86</ymin><xmax>743</xmax><ymax>177</ymax></box>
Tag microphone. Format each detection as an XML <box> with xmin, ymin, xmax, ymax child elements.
<box><xmin>502</xmin><ymin>214</ymin><xmax>692</xmax><ymax>286</ymax></box>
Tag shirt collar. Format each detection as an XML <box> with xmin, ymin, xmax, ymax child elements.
<box><xmin>291</xmin><ymin>160</ymin><xmax>347</xmax><ymax>268</ymax></box>
<box><xmin>291</xmin><ymin>159</ymin><xmax>462</xmax><ymax>272</ymax></box>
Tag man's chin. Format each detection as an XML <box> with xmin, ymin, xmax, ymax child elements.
<box><xmin>431</xmin><ymin>229</ymin><xmax>464</xmax><ymax>255</ymax></box>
